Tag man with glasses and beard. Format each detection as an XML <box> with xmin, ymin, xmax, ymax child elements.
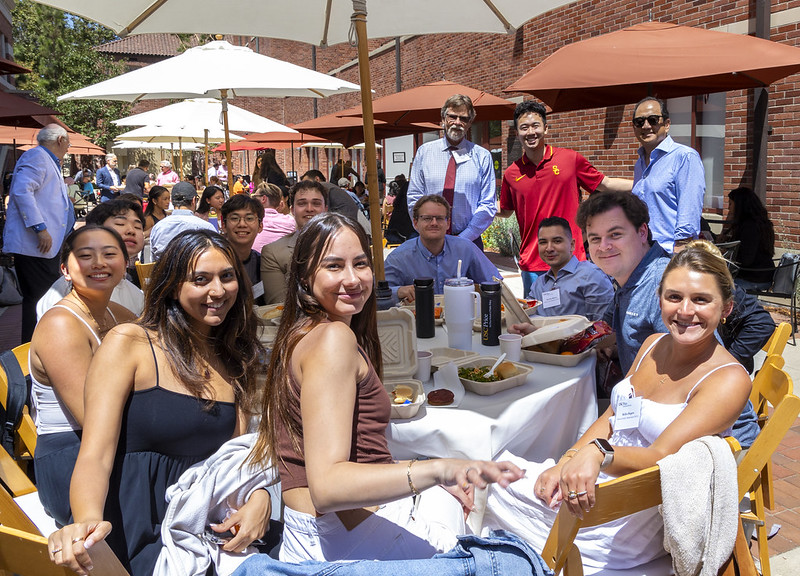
<box><xmin>407</xmin><ymin>94</ymin><xmax>495</xmax><ymax>249</ymax></box>
<box><xmin>631</xmin><ymin>97</ymin><xmax>705</xmax><ymax>254</ymax></box>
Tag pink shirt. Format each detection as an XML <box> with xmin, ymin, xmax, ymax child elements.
<box><xmin>252</xmin><ymin>209</ymin><xmax>296</xmax><ymax>253</ymax></box>
<box><xmin>156</xmin><ymin>170</ymin><xmax>180</xmax><ymax>186</ymax></box>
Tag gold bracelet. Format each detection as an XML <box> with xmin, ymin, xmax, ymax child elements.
<box><xmin>407</xmin><ymin>458</ymin><xmax>421</xmax><ymax>496</ymax></box>
<box><xmin>562</xmin><ymin>448</ymin><xmax>580</xmax><ymax>459</ymax></box>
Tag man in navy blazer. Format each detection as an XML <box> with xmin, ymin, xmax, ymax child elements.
<box><xmin>96</xmin><ymin>153</ymin><xmax>123</xmax><ymax>202</ymax></box>
<box><xmin>2</xmin><ymin>124</ymin><xmax>75</xmax><ymax>341</ymax></box>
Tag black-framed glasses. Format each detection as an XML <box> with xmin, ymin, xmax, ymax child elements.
<box><xmin>226</xmin><ymin>214</ymin><xmax>259</xmax><ymax>225</ymax></box>
<box><xmin>632</xmin><ymin>115</ymin><xmax>663</xmax><ymax>128</ymax></box>
<box><xmin>445</xmin><ymin>113</ymin><xmax>471</xmax><ymax>124</ymax></box>
<box><xmin>417</xmin><ymin>215</ymin><xmax>449</xmax><ymax>224</ymax></box>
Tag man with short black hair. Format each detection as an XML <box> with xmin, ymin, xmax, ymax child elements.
<box><xmin>261</xmin><ymin>180</ymin><xmax>328</xmax><ymax>304</ymax></box>
<box><xmin>122</xmin><ymin>158</ymin><xmax>150</xmax><ymax>198</ymax></box>
<box><xmin>220</xmin><ymin>194</ymin><xmax>265</xmax><ymax>303</ymax></box>
<box><xmin>150</xmin><ymin>182</ymin><xmax>216</xmax><ymax>260</ymax></box>
<box><xmin>529</xmin><ymin>216</ymin><xmax>613</xmax><ymax>321</ymax></box>
<box><xmin>499</xmin><ymin>100</ymin><xmax>632</xmax><ymax>298</ymax></box>
<box><xmin>631</xmin><ymin>97</ymin><xmax>705</xmax><ymax>253</ymax></box>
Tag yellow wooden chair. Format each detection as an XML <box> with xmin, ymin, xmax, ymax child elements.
<box><xmin>762</xmin><ymin>322</ymin><xmax>792</xmax><ymax>358</ymax></box>
<box><xmin>134</xmin><ymin>261</ymin><xmax>156</xmax><ymax>287</ymax></box>
<box><xmin>0</xmin><ymin>342</ymin><xmax>37</xmax><ymax>464</ymax></box>
<box><xmin>739</xmin><ymin>356</ymin><xmax>800</xmax><ymax>576</ymax></box>
<box><xmin>0</xmin><ymin>525</ymin><xmax>130</xmax><ymax>576</ymax></box>
<box><xmin>539</xmin><ymin>462</ymin><xmax>758</xmax><ymax>576</ymax></box>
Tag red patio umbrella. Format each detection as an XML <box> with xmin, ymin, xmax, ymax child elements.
<box><xmin>505</xmin><ymin>21</ymin><xmax>800</xmax><ymax>112</ymax></box>
<box><xmin>0</xmin><ymin>125</ymin><xmax>105</xmax><ymax>155</ymax></box>
<box><xmin>0</xmin><ymin>92</ymin><xmax>60</xmax><ymax>128</ymax></box>
<box><xmin>0</xmin><ymin>57</ymin><xmax>31</xmax><ymax>75</ymax></box>
<box><xmin>293</xmin><ymin>113</ymin><xmax>439</xmax><ymax>148</ymax></box>
<box><xmin>339</xmin><ymin>80</ymin><xmax>516</xmax><ymax>125</ymax></box>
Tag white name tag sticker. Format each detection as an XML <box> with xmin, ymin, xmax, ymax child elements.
<box><xmin>614</xmin><ymin>397</ymin><xmax>642</xmax><ymax>430</ymax></box>
<box><xmin>542</xmin><ymin>289</ymin><xmax>561</xmax><ymax>309</ymax></box>
<box><xmin>252</xmin><ymin>281</ymin><xmax>265</xmax><ymax>300</ymax></box>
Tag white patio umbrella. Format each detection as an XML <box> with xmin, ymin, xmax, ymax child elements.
<box><xmin>34</xmin><ymin>0</ymin><xmax>554</xmax><ymax>277</ymax></box>
<box><xmin>114</xmin><ymin>98</ymin><xmax>296</xmax><ymax>134</ymax></box>
<box><xmin>57</xmin><ymin>39</ymin><xmax>359</xmax><ymax>181</ymax></box>
<box><xmin>116</xmin><ymin>125</ymin><xmax>243</xmax><ymax>178</ymax></box>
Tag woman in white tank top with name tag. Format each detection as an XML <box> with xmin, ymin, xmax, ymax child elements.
<box><xmin>29</xmin><ymin>225</ymin><xmax>135</xmax><ymax>526</ymax></box>
<box><xmin>485</xmin><ymin>240</ymin><xmax>753</xmax><ymax>572</ymax></box>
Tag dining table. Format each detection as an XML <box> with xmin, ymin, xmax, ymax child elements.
<box><xmin>385</xmin><ymin>327</ymin><xmax>599</xmax><ymax>465</ymax></box>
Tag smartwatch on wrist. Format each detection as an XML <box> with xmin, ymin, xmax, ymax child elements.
<box><xmin>592</xmin><ymin>438</ymin><xmax>614</xmax><ymax>469</ymax></box>
<box><xmin>31</xmin><ymin>223</ymin><xmax>47</xmax><ymax>233</ymax></box>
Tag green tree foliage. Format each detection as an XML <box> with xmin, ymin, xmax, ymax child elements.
<box><xmin>12</xmin><ymin>0</ymin><xmax>132</xmax><ymax>147</ymax></box>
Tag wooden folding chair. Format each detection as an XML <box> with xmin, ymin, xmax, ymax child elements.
<box><xmin>0</xmin><ymin>525</ymin><xmax>130</xmax><ymax>576</ymax></box>
<box><xmin>134</xmin><ymin>261</ymin><xmax>156</xmax><ymax>287</ymax></box>
<box><xmin>738</xmin><ymin>358</ymin><xmax>800</xmax><ymax>576</ymax></box>
<box><xmin>762</xmin><ymin>322</ymin><xmax>792</xmax><ymax>358</ymax></box>
<box><xmin>0</xmin><ymin>342</ymin><xmax>38</xmax><ymax>462</ymax></box>
<box><xmin>539</xmin><ymin>462</ymin><xmax>758</xmax><ymax>576</ymax></box>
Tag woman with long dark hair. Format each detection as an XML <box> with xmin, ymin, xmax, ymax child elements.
<box><xmin>48</xmin><ymin>230</ymin><xmax>269</xmax><ymax>576</ymax></box>
<box><xmin>30</xmin><ymin>226</ymin><xmax>135</xmax><ymax>527</ymax></box>
<box><xmin>719</xmin><ymin>186</ymin><xmax>775</xmax><ymax>290</ymax></box>
<box><xmin>143</xmin><ymin>185</ymin><xmax>170</xmax><ymax>232</ymax></box>
<box><xmin>195</xmin><ymin>185</ymin><xmax>226</xmax><ymax>226</ymax></box>
<box><xmin>249</xmin><ymin>212</ymin><xmax>523</xmax><ymax>563</ymax></box>
<box><xmin>252</xmin><ymin>149</ymin><xmax>289</xmax><ymax>190</ymax></box>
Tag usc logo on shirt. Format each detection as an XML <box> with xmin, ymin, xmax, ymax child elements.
<box><xmin>552</xmin><ymin>165</ymin><xmax>560</xmax><ymax>176</ymax></box>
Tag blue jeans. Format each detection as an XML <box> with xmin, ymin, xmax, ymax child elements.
<box><xmin>232</xmin><ymin>530</ymin><xmax>553</xmax><ymax>576</ymax></box>
<box><xmin>520</xmin><ymin>271</ymin><xmax>542</xmax><ymax>300</ymax></box>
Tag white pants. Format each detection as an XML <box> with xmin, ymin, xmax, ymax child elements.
<box><xmin>280</xmin><ymin>486</ymin><xmax>465</xmax><ymax>563</ymax></box>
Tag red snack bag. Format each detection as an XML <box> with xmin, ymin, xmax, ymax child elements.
<box><xmin>560</xmin><ymin>321</ymin><xmax>613</xmax><ymax>355</ymax></box>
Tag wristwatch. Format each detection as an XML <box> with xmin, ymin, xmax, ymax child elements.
<box><xmin>592</xmin><ymin>438</ymin><xmax>614</xmax><ymax>470</ymax></box>
<box><xmin>30</xmin><ymin>223</ymin><xmax>47</xmax><ymax>233</ymax></box>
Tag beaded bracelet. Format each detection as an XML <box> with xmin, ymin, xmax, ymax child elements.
<box><xmin>407</xmin><ymin>458</ymin><xmax>421</xmax><ymax>496</ymax></box>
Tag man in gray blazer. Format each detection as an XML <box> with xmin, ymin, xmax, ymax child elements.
<box><xmin>260</xmin><ymin>180</ymin><xmax>328</xmax><ymax>304</ymax></box>
<box><xmin>3</xmin><ymin>124</ymin><xmax>75</xmax><ymax>341</ymax></box>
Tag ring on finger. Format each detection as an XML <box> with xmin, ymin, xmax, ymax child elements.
<box><xmin>464</xmin><ymin>467</ymin><xmax>475</xmax><ymax>478</ymax></box>
<box><xmin>576</xmin><ymin>490</ymin><xmax>588</xmax><ymax>497</ymax></box>
<box><xmin>72</xmin><ymin>536</ymin><xmax>85</xmax><ymax>544</ymax></box>
<box><xmin>52</xmin><ymin>547</ymin><xmax>62</xmax><ymax>554</ymax></box>
<box><xmin>567</xmin><ymin>490</ymin><xmax>578</xmax><ymax>499</ymax></box>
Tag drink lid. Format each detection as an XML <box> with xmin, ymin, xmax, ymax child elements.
<box><xmin>480</xmin><ymin>282</ymin><xmax>500</xmax><ymax>292</ymax></box>
<box><xmin>414</xmin><ymin>277</ymin><xmax>434</xmax><ymax>287</ymax></box>
<box><xmin>444</xmin><ymin>277</ymin><xmax>473</xmax><ymax>287</ymax></box>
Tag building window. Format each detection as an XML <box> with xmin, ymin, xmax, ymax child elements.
<box><xmin>667</xmin><ymin>93</ymin><xmax>726</xmax><ymax>211</ymax></box>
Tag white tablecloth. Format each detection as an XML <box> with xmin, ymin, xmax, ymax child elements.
<box><xmin>386</xmin><ymin>329</ymin><xmax>598</xmax><ymax>463</ymax></box>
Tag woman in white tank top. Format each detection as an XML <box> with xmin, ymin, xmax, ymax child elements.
<box><xmin>29</xmin><ymin>226</ymin><xmax>135</xmax><ymax>526</ymax></box>
<box><xmin>485</xmin><ymin>240</ymin><xmax>753</xmax><ymax>571</ymax></box>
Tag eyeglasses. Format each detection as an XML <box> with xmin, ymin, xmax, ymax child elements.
<box><xmin>632</xmin><ymin>115</ymin><xmax>664</xmax><ymax>128</ymax></box>
<box><xmin>417</xmin><ymin>215</ymin><xmax>449</xmax><ymax>224</ymax></box>
<box><xmin>226</xmin><ymin>214</ymin><xmax>259</xmax><ymax>225</ymax></box>
<box><xmin>445</xmin><ymin>113</ymin><xmax>471</xmax><ymax>124</ymax></box>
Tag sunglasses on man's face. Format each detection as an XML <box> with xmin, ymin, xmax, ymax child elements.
<box><xmin>632</xmin><ymin>115</ymin><xmax>664</xmax><ymax>129</ymax></box>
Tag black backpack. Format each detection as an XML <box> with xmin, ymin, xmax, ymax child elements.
<box><xmin>0</xmin><ymin>349</ymin><xmax>32</xmax><ymax>459</ymax></box>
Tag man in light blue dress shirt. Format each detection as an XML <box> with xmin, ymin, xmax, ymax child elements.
<box><xmin>406</xmin><ymin>95</ymin><xmax>496</xmax><ymax>247</ymax></box>
<box><xmin>529</xmin><ymin>217</ymin><xmax>613</xmax><ymax>321</ymax></box>
<box><xmin>631</xmin><ymin>97</ymin><xmax>705</xmax><ymax>254</ymax></box>
<box><xmin>150</xmin><ymin>182</ymin><xmax>217</xmax><ymax>260</ymax></box>
<box><xmin>385</xmin><ymin>196</ymin><xmax>499</xmax><ymax>303</ymax></box>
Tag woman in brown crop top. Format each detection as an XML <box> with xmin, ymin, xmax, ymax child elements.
<box><xmin>249</xmin><ymin>213</ymin><xmax>524</xmax><ymax>563</ymax></box>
